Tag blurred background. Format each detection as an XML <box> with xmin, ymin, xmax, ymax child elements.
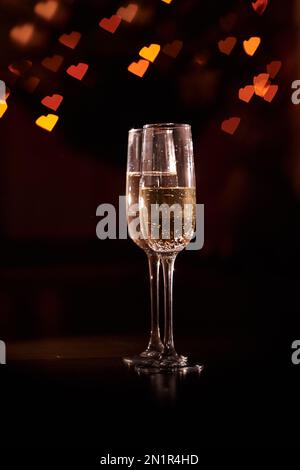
<box><xmin>0</xmin><ymin>0</ymin><xmax>299</xmax><ymax>360</ymax></box>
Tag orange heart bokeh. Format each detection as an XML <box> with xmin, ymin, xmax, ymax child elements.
<box><xmin>253</xmin><ymin>73</ymin><xmax>270</xmax><ymax>97</ymax></box>
<box><xmin>239</xmin><ymin>85</ymin><xmax>255</xmax><ymax>103</ymax></box>
<box><xmin>266</xmin><ymin>61</ymin><xmax>282</xmax><ymax>79</ymax></box>
<box><xmin>128</xmin><ymin>59</ymin><xmax>149</xmax><ymax>78</ymax></box>
<box><xmin>9</xmin><ymin>23</ymin><xmax>35</xmax><ymax>47</ymax></box>
<box><xmin>67</xmin><ymin>63</ymin><xmax>89</xmax><ymax>81</ymax></box>
<box><xmin>8</xmin><ymin>60</ymin><xmax>32</xmax><ymax>76</ymax></box>
<box><xmin>99</xmin><ymin>15</ymin><xmax>122</xmax><ymax>34</ymax></box>
<box><xmin>23</xmin><ymin>76</ymin><xmax>41</xmax><ymax>93</ymax></box>
<box><xmin>243</xmin><ymin>37</ymin><xmax>261</xmax><ymax>56</ymax></box>
<box><xmin>221</xmin><ymin>117</ymin><xmax>241</xmax><ymax>135</ymax></box>
<box><xmin>252</xmin><ymin>0</ymin><xmax>268</xmax><ymax>16</ymax></box>
<box><xmin>42</xmin><ymin>55</ymin><xmax>64</xmax><ymax>72</ymax></box>
<box><xmin>34</xmin><ymin>0</ymin><xmax>59</xmax><ymax>21</ymax></box>
<box><xmin>59</xmin><ymin>31</ymin><xmax>82</xmax><ymax>49</ymax></box>
<box><xmin>263</xmin><ymin>85</ymin><xmax>278</xmax><ymax>103</ymax></box>
<box><xmin>218</xmin><ymin>37</ymin><xmax>237</xmax><ymax>55</ymax></box>
<box><xmin>162</xmin><ymin>40</ymin><xmax>183</xmax><ymax>58</ymax></box>
<box><xmin>42</xmin><ymin>94</ymin><xmax>64</xmax><ymax>111</ymax></box>
<box><xmin>117</xmin><ymin>4</ymin><xmax>138</xmax><ymax>23</ymax></box>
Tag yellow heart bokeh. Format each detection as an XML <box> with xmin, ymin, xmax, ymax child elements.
<box><xmin>35</xmin><ymin>114</ymin><xmax>59</xmax><ymax>132</ymax></box>
<box><xmin>139</xmin><ymin>44</ymin><xmax>160</xmax><ymax>63</ymax></box>
<box><xmin>0</xmin><ymin>101</ymin><xmax>8</xmax><ymax>118</ymax></box>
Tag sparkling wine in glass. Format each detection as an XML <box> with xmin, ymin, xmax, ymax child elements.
<box><xmin>139</xmin><ymin>123</ymin><xmax>197</xmax><ymax>369</ymax></box>
<box><xmin>123</xmin><ymin>129</ymin><xmax>164</xmax><ymax>366</ymax></box>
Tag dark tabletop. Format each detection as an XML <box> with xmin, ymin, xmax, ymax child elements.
<box><xmin>1</xmin><ymin>334</ymin><xmax>299</xmax><ymax>457</ymax></box>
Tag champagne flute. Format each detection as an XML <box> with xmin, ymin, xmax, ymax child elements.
<box><xmin>139</xmin><ymin>123</ymin><xmax>196</xmax><ymax>369</ymax></box>
<box><xmin>123</xmin><ymin>128</ymin><xmax>164</xmax><ymax>366</ymax></box>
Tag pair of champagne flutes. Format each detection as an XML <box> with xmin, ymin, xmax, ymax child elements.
<box><xmin>124</xmin><ymin>123</ymin><xmax>197</xmax><ymax>370</ymax></box>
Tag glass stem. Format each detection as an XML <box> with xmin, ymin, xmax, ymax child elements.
<box><xmin>146</xmin><ymin>252</ymin><xmax>163</xmax><ymax>352</ymax></box>
<box><xmin>161</xmin><ymin>254</ymin><xmax>177</xmax><ymax>355</ymax></box>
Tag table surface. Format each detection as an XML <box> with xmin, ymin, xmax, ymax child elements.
<box><xmin>1</xmin><ymin>335</ymin><xmax>299</xmax><ymax>453</ymax></box>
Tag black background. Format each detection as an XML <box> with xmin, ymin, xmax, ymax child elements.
<box><xmin>0</xmin><ymin>0</ymin><xmax>299</xmax><ymax>454</ymax></box>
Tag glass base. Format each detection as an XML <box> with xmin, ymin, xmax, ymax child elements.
<box><xmin>135</xmin><ymin>363</ymin><xmax>204</xmax><ymax>375</ymax></box>
<box><xmin>134</xmin><ymin>351</ymin><xmax>201</xmax><ymax>371</ymax></box>
<box><xmin>154</xmin><ymin>352</ymin><xmax>188</xmax><ymax>369</ymax></box>
<box><xmin>122</xmin><ymin>349</ymin><xmax>163</xmax><ymax>367</ymax></box>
